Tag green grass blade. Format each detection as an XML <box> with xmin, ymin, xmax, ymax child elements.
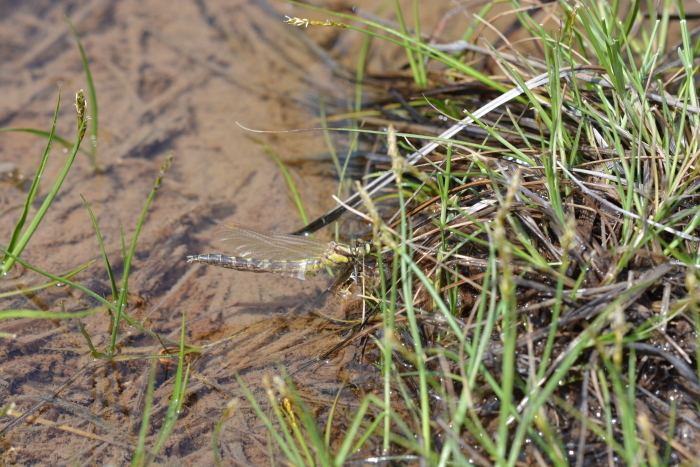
<box><xmin>0</xmin><ymin>309</ymin><xmax>101</xmax><ymax>320</ymax></box>
<box><xmin>0</xmin><ymin>127</ymin><xmax>90</xmax><ymax>157</ymax></box>
<box><xmin>333</xmin><ymin>396</ymin><xmax>377</xmax><ymax>466</ymax></box>
<box><xmin>0</xmin><ymin>260</ymin><xmax>93</xmax><ymax>299</ymax></box>
<box><xmin>66</xmin><ymin>17</ymin><xmax>101</xmax><ymax>171</ymax></box>
<box><xmin>411</xmin><ymin>0</ymin><xmax>427</xmax><ymax>85</ymax></box>
<box><xmin>390</xmin><ymin>0</ymin><xmax>426</xmax><ymax>86</ymax></box>
<box><xmin>0</xmin><ymin>245</ymin><xmax>180</xmax><ymax>345</ymax></box>
<box><xmin>319</xmin><ymin>99</ymin><xmax>343</xmax><ymax>178</ymax></box>
<box><xmin>280</xmin><ymin>376</ymin><xmax>332</xmax><ymax>467</ymax></box>
<box><xmin>110</xmin><ymin>154</ymin><xmax>173</xmax><ymax>352</ymax></box>
<box><xmin>235</xmin><ymin>373</ymin><xmax>305</xmax><ymax>465</ymax></box>
<box><xmin>132</xmin><ymin>359</ymin><xmax>157</xmax><ymax>467</ymax></box>
<box><xmin>81</xmin><ymin>195</ymin><xmax>118</xmax><ymax>300</ymax></box>
<box><xmin>251</xmin><ymin>137</ymin><xmax>308</xmax><ymax>225</ymax></box>
<box><xmin>0</xmin><ymin>246</ymin><xmax>112</xmax><ymax>309</ymax></box>
<box><xmin>147</xmin><ymin>312</ymin><xmax>190</xmax><ymax>464</ymax></box>
<box><xmin>2</xmin><ymin>92</ymin><xmax>61</xmax><ymax>268</ymax></box>
<box><xmin>2</xmin><ymin>90</ymin><xmax>88</xmax><ymax>275</ymax></box>
<box><xmin>77</xmin><ymin>320</ymin><xmax>107</xmax><ymax>358</ymax></box>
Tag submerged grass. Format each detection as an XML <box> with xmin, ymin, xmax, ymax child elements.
<box><xmin>1</xmin><ymin>90</ymin><xmax>86</xmax><ymax>276</ymax></box>
<box><xmin>0</xmin><ymin>25</ymin><xmax>187</xmax><ymax>463</ymax></box>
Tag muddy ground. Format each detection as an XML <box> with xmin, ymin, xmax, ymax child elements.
<box><xmin>0</xmin><ymin>0</ymin><xmax>430</xmax><ymax>464</ymax></box>
<box><xmin>5</xmin><ymin>0</ymin><xmax>700</xmax><ymax>465</ymax></box>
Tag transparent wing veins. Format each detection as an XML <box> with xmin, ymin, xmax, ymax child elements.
<box><xmin>213</xmin><ymin>223</ymin><xmax>331</xmax><ymax>262</ymax></box>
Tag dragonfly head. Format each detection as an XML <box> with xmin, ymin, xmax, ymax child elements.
<box><xmin>330</xmin><ymin>239</ymin><xmax>372</xmax><ymax>262</ymax></box>
<box><xmin>349</xmin><ymin>239</ymin><xmax>372</xmax><ymax>258</ymax></box>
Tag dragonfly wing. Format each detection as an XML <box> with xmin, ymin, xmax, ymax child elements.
<box><xmin>273</xmin><ymin>259</ymin><xmax>316</xmax><ymax>280</ymax></box>
<box><xmin>213</xmin><ymin>223</ymin><xmax>330</xmax><ymax>261</ymax></box>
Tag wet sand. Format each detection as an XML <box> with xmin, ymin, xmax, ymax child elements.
<box><xmin>0</xmin><ymin>0</ymin><xmax>374</xmax><ymax>464</ymax></box>
<box><xmin>0</xmin><ymin>0</ymin><xmax>477</xmax><ymax>463</ymax></box>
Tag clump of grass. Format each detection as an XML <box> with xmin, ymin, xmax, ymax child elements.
<box><xmin>253</xmin><ymin>0</ymin><xmax>700</xmax><ymax>464</ymax></box>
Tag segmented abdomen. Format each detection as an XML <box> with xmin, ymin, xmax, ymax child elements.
<box><xmin>186</xmin><ymin>254</ymin><xmax>324</xmax><ymax>280</ymax></box>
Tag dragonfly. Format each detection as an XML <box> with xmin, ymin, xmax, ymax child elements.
<box><xmin>187</xmin><ymin>223</ymin><xmax>369</xmax><ymax>280</ymax></box>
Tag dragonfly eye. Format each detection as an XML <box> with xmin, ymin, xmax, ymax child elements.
<box><xmin>350</xmin><ymin>239</ymin><xmax>371</xmax><ymax>256</ymax></box>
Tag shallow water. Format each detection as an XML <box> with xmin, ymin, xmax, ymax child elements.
<box><xmin>5</xmin><ymin>0</ymin><xmax>700</xmax><ymax>464</ymax></box>
<box><xmin>0</xmin><ymin>0</ymin><xmax>386</xmax><ymax>463</ymax></box>
<box><xmin>0</xmin><ymin>0</ymin><xmax>522</xmax><ymax>462</ymax></box>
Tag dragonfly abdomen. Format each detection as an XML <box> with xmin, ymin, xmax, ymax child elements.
<box><xmin>186</xmin><ymin>254</ymin><xmax>324</xmax><ymax>280</ymax></box>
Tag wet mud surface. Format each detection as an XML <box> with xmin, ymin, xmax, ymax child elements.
<box><xmin>4</xmin><ymin>0</ymin><xmax>700</xmax><ymax>464</ymax></box>
<box><xmin>0</xmin><ymin>0</ymin><xmax>399</xmax><ymax>464</ymax></box>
